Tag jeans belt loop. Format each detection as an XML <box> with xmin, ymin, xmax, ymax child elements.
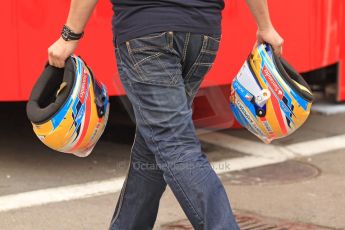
<box><xmin>168</xmin><ymin>31</ymin><xmax>174</xmax><ymax>49</ymax></box>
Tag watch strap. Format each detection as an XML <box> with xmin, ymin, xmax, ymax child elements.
<box><xmin>61</xmin><ymin>25</ymin><xmax>84</xmax><ymax>41</ymax></box>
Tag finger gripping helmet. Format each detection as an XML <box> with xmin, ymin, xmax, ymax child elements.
<box><xmin>230</xmin><ymin>44</ymin><xmax>313</xmax><ymax>143</ymax></box>
<box><xmin>26</xmin><ymin>56</ymin><xmax>109</xmax><ymax>157</ymax></box>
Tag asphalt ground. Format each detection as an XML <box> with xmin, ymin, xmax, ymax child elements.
<box><xmin>0</xmin><ymin>102</ymin><xmax>345</xmax><ymax>229</ymax></box>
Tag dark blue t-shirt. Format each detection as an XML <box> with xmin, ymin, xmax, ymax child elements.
<box><xmin>111</xmin><ymin>0</ymin><xmax>225</xmax><ymax>45</ymax></box>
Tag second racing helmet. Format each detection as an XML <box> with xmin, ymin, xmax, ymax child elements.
<box><xmin>230</xmin><ymin>44</ymin><xmax>313</xmax><ymax>143</ymax></box>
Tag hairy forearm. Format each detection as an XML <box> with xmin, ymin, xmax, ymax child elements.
<box><xmin>245</xmin><ymin>0</ymin><xmax>272</xmax><ymax>31</ymax></box>
<box><xmin>66</xmin><ymin>0</ymin><xmax>99</xmax><ymax>33</ymax></box>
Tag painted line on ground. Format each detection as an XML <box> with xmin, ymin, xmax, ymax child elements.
<box><xmin>211</xmin><ymin>156</ymin><xmax>285</xmax><ymax>175</ymax></box>
<box><xmin>199</xmin><ymin>132</ymin><xmax>345</xmax><ymax>158</ymax></box>
<box><xmin>199</xmin><ymin>132</ymin><xmax>294</xmax><ymax>159</ymax></box>
<box><xmin>0</xmin><ymin>177</ymin><xmax>125</xmax><ymax>213</ymax></box>
<box><xmin>0</xmin><ymin>154</ymin><xmax>280</xmax><ymax>213</ymax></box>
<box><xmin>311</xmin><ymin>103</ymin><xmax>345</xmax><ymax>115</ymax></box>
<box><xmin>286</xmin><ymin>134</ymin><xmax>345</xmax><ymax>156</ymax></box>
<box><xmin>1</xmin><ymin>132</ymin><xmax>344</xmax><ymax>213</ymax></box>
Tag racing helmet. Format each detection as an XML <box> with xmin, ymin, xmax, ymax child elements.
<box><xmin>230</xmin><ymin>44</ymin><xmax>313</xmax><ymax>143</ymax></box>
<box><xmin>26</xmin><ymin>55</ymin><xmax>109</xmax><ymax>157</ymax></box>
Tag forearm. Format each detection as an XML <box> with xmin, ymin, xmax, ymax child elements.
<box><xmin>245</xmin><ymin>0</ymin><xmax>272</xmax><ymax>31</ymax></box>
<box><xmin>65</xmin><ymin>0</ymin><xmax>99</xmax><ymax>33</ymax></box>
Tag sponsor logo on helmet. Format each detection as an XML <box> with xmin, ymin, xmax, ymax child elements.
<box><xmin>262</xmin><ymin>120</ymin><xmax>274</xmax><ymax>134</ymax></box>
<box><xmin>78</xmin><ymin>68</ymin><xmax>89</xmax><ymax>103</ymax></box>
<box><xmin>236</xmin><ymin>100</ymin><xmax>265</xmax><ymax>137</ymax></box>
<box><xmin>262</xmin><ymin>65</ymin><xmax>283</xmax><ymax>99</ymax></box>
<box><xmin>233</xmin><ymin>80</ymin><xmax>254</xmax><ymax>102</ymax></box>
<box><xmin>89</xmin><ymin>123</ymin><xmax>101</xmax><ymax>142</ymax></box>
<box><xmin>237</xmin><ymin>101</ymin><xmax>254</xmax><ymax>124</ymax></box>
<box><xmin>75</xmin><ymin>105</ymin><xmax>85</xmax><ymax>124</ymax></box>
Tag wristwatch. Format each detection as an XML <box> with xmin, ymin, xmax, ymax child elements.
<box><xmin>61</xmin><ymin>25</ymin><xmax>84</xmax><ymax>41</ymax></box>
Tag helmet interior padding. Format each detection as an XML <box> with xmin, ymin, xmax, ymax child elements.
<box><xmin>26</xmin><ymin>59</ymin><xmax>75</xmax><ymax>124</ymax></box>
<box><xmin>271</xmin><ymin>47</ymin><xmax>314</xmax><ymax>102</ymax></box>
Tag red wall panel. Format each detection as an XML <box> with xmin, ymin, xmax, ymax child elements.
<box><xmin>1</xmin><ymin>0</ymin><xmax>345</xmax><ymax>101</ymax></box>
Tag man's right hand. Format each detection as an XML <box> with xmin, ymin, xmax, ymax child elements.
<box><xmin>48</xmin><ymin>37</ymin><xmax>79</xmax><ymax>68</ymax></box>
<box><xmin>257</xmin><ymin>26</ymin><xmax>284</xmax><ymax>56</ymax></box>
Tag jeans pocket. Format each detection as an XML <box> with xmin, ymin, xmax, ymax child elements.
<box><xmin>185</xmin><ymin>35</ymin><xmax>221</xmax><ymax>97</ymax></box>
<box><xmin>128</xmin><ymin>32</ymin><xmax>170</xmax><ymax>53</ymax></box>
<box><xmin>203</xmin><ymin>34</ymin><xmax>221</xmax><ymax>55</ymax></box>
<box><xmin>126</xmin><ymin>32</ymin><xmax>180</xmax><ymax>85</ymax></box>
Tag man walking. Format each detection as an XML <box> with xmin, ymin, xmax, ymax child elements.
<box><xmin>48</xmin><ymin>0</ymin><xmax>283</xmax><ymax>229</ymax></box>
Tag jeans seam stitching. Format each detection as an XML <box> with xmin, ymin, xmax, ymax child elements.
<box><xmin>184</xmin><ymin>36</ymin><xmax>208</xmax><ymax>96</ymax></box>
<box><xmin>206</xmin><ymin>34</ymin><xmax>221</xmax><ymax>43</ymax></box>
<box><xmin>126</xmin><ymin>41</ymin><xmax>147</xmax><ymax>82</ymax></box>
<box><xmin>134</xmin><ymin>52</ymin><xmax>162</xmax><ymax>67</ymax></box>
<box><xmin>202</xmin><ymin>50</ymin><xmax>218</xmax><ymax>55</ymax></box>
<box><xmin>129</xmin><ymin>50</ymin><xmax>178</xmax><ymax>86</ymax></box>
<box><xmin>168</xmin><ymin>31</ymin><xmax>174</xmax><ymax>49</ymax></box>
<box><xmin>182</xmin><ymin>33</ymin><xmax>190</xmax><ymax>63</ymax></box>
<box><xmin>131</xmin><ymin>46</ymin><xmax>166</xmax><ymax>53</ymax></box>
<box><xmin>184</xmin><ymin>36</ymin><xmax>208</xmax><ymax>82</ymax></box>
<box><xmin>131</xmin><ymin>32</ymin><xmax>167</xmax><ymax>41</ymax></box>
<box><xmin>109</xmin><ymin>135</ymin><xmax>136</xmax><ymax>228</ymax></box>
<box><xmin>195</xmin><ymin>63</ymin><xmax>213</xmax><ymax>66</ymax></box>
<box><xmin>131</xmin><ymin>91</ymin><xmax>204</xmax><ymax>224</ymax></box>
<box><xmin>190</xmin><ymin>62</ymin><xmax>213</xmax><ymax>96</ymax></box>
<box><xmin>156</xmin><ymin>56</ymin><xmax>178</xmax><ymax>86</ymax></box>
<box><xmin>115</xmin><ymin>48</ymin><xmax>123</xmax><ymax>65</ymax></box>
<box><xmin>134</xmin><ymin>54</ymin><xmax>177</xmax><ymax>85</ymax></box>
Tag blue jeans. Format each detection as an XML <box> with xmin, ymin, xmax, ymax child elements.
<box><xmin>110</xmin><ymin>31</ymin><xmax>239</xmax><ymax>230</ymax></box>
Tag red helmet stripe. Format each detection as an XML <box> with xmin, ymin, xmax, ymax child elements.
<box><xmin>270</xmin><ymin>94</ymin><xmax>288</xmax><ymax>135</ymax></box>
<box><xmin>71</xmin><ymin>90</ymin><xmax>92</xmax><ymax>151</ymax></box>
